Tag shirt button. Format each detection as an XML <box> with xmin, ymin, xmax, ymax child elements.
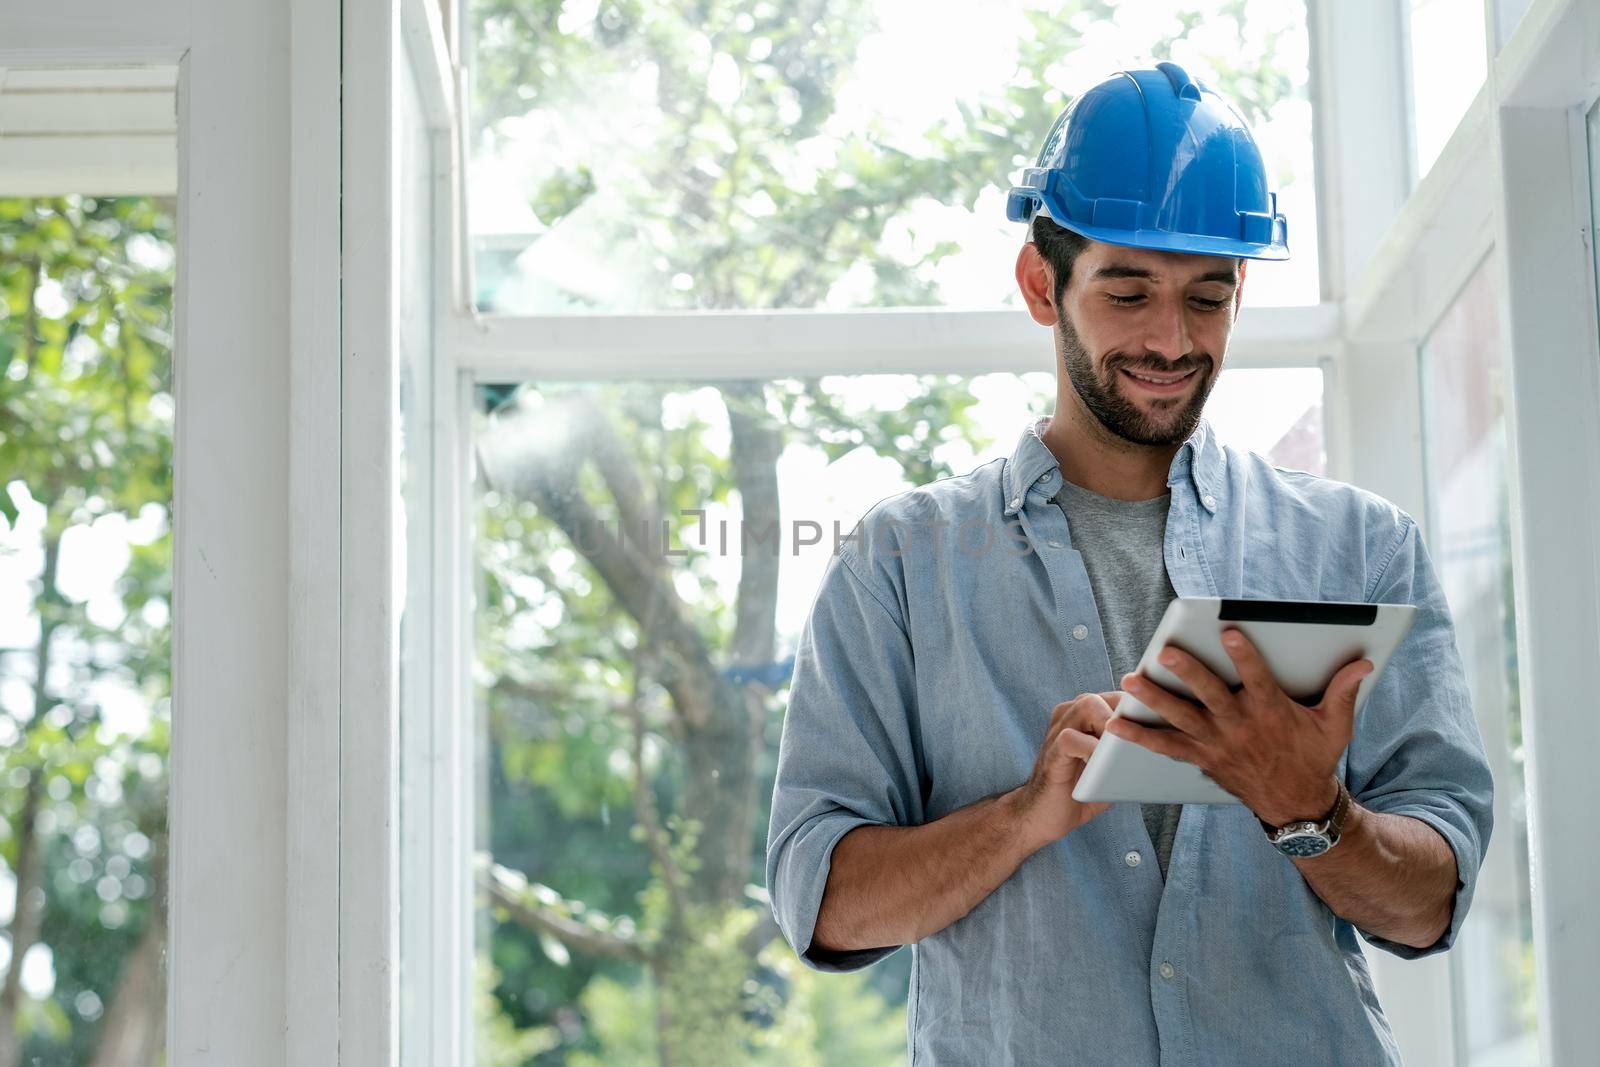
<box><xmin>1159</xmin><ymin>962</ymin><xmax>1175</xmax><ymax>979</ymax></box>
<box><xmin>1038</xmin><ymin>471</ymin><xmax>1053</xmax><ymax>484</ymax></box>
<box><xmin>1047</xmin><ymin>539</ymin><xmax>1063</xmax><ymax>549</ymax></box>
<box><xmin>1071</xmin><ymin>624</ymin><xmax>1089</xmax><ymax>640</ymax></box>
<box><xmin>1202</xmin><ymin>494</ymin><xmax>1217</xmax><ymax>509</ymax></box>
<box><xmin>1124</xmin><ymin>850</ymin><xmax>1141</xmax><ymax>868</ymax></box>
<box><xmin>1009</xmin><ymin>498</ymin><xmax>1021</xmax><ymax>510</ymax></box>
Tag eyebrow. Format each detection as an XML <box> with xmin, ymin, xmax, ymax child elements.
<box><xmin>1092</xmin><ymin>263</ymin><xmax>1239</xmax><ymax>285</ymax></box>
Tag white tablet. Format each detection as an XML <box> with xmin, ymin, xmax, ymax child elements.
<box><xmin>1071</xmin><ymin>597</ymin><xmax>1417</xmax><ymax>805</ymax></box>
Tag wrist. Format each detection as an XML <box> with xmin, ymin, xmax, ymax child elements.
<box><xmin>1259</xmin><ymin>776</ymin><xmax>1355</xmax><ymax>859</ymax></box>
<box><xmin>1255</xmin><ymin>774</ymin><xmax>1341</xmax><ymax>830</ymax></box>
<box><xmin>999</xmin><ymin>786</ymin><xmax>1052</xmax><ymax>855</ymax></box>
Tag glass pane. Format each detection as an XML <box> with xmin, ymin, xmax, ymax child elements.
<box><xmin>1406</xmin><ymin>0</ymin><xmax>1488</xmax><ymax>184</ymax></box>
<box><xmin>0</xmin><ymin>65</ymin><xmax>176</xmax><ymax>1067</ymax></box>
<box><xmin>469</xmin><ymin>369</ymin><xmax>1322</xmax><ymax>1061</ymax></box>
<box><xmin>1493</xmin><ymin>0</ymin><xmax>1533</xmax><ymax>54</ymax></box>
<box><xmin>1419</xmin><ymin>256</ymin><xmax>1539</xmax><ymax>1065</ymax></box>
<box><xmin>467</xmin><ymin>0</ymin><xmax>1320</xmax><ymax>314</ymax></box>
<box><xmin>1206</xmin><ymin>366</ymin><xmax>1325</xmax><ymax>474</ymax></box>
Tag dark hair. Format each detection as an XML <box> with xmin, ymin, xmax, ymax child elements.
<box><xmin>1027</xmin><ymin>213</ymin><xmax>1091</xmax><ymax>311</ymax></box>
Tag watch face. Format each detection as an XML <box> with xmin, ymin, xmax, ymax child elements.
<box><xmin>1274</xmin><ymin>829</ymin><xmax>1332</xmax><ymax>857</ymax></box>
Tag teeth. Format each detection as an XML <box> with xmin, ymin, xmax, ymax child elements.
<box><xmin>1127</xmin><ymin>370</ymin><xmax>1189</xmax><ymax>385</ymax></box>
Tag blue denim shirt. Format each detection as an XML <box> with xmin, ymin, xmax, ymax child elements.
<box><xmin>764</xmin><ymin>414</ymin><xmax>1493</xmax><ymax>1067</ymax></box>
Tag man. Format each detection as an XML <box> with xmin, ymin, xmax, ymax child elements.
<box><xmin>764</xmin><ymin>62</ymin><xmax>1493</xmax><ymax>1065</ymax></box>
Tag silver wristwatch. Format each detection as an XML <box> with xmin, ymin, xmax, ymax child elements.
<box><xmin>1260</xmin><ymin>777</ymin><xmax>1350</xmax><ymax>858</ymax></box>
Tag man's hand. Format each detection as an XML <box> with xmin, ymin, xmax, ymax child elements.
<box><xmin>1010</xmin><ymin>692</ymin><xmax>1120</xmax><ymax>849</ymax></box>
<box><xmin>1103</xmin><ymin>628</ymin><xmax>1374</xmax><ymax>826</ymax></box>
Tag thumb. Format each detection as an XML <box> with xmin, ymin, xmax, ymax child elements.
<box><xmin>1322</xmin><ymin>657</ymin><xmax>1374</xmax><ymax>718</ymax></box>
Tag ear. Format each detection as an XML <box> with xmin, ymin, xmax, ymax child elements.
<box><xmin>1015</xmin><ymin>242</ymin><xmax>1060</xmax><ymax>327</ymax></box>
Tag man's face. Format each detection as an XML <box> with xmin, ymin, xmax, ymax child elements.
<box><xmin>1038</xmin><ymin>240</ymin><xmax>1244</xmax><ymax>446</ymax></box>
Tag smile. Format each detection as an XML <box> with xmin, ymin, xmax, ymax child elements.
<box><xmin>1120</xmin><ymin>367</ymin><xmax>1197</xmax><ymax>393</ymax></box>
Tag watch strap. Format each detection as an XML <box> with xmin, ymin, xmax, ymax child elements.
<box><xmin>1324</xmin><ymin>777</ymin><xmax>1352</xmax><ymax>840</ymax></box>
<box><xmin>1259</xmin><ymin>776</ymin><xmax>1350</xmax><ymax>839</ymax></box>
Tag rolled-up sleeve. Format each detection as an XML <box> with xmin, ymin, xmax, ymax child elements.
<box><xmin>1346</xmin><ymin>513</ymin><xmax>1495</xmax><ymax>960</ymax></box>
<box><xmin>764</xmin><ymin>541</ymin><xmax>926</xmax><ymax>973</ymax></box>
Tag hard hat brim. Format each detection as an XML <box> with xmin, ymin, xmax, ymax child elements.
<box><xmin>1037</xmin><ymin>202</ymin><xmax>1290</xmax><ymax>262</ymax></box>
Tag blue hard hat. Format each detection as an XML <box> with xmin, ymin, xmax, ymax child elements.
<box><xmin>1006</xmin><ymin>61</ymin><xmax>1289</xmax><ymax>261</ymax></box>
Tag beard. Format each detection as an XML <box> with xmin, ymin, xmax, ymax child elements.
<box><xmin>1058</xmin><ymin>311</ymin><xmax>1216</xmax><ymax>447</ymax></box>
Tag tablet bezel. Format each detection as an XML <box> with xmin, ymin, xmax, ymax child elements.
<box><xmin>1070</xmin><ymin>596</ymin><xmax>1418</xmax><ymax>806</ymax></box>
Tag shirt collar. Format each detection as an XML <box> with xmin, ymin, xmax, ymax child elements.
<box><xmin>1001</xmin><ymin>414</ymin><xmax>1224</xmax><ymax>518</ymax></box>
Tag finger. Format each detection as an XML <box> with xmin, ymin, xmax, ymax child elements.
<box><xmin>1219</xmin><ymin>627</ymin><xmax>1278</xmax><ymax>697</ymax></box>
<box><xmin>1042</xmin><ymin>706</ymin><xmax>1074</xmax><ymax>752</ymax></box>
<box><xmin>1156</xmin><ymin>645</ymin><xmax>1238</xmax><ymax>717</ymax></box>
<box><xmin>1050</xmin><ymin>690</ymin><xmax>1119</xmax><ymax>722</ymax></box>
<box><xmin>1317</xmin><ymin>656</ymin><xmax>1374</xmax><ymax>723</ymax></box>
<box><xmin>1053</xmin><ymin>727</ymin><xmax>1100</xmax><ymax>762</ymax></box>
<box><xmin>1044</xmin><ymin>695</ymin><xmax>1098</xmax><ymax>752</ymax></box>
<box><xmin>1121</xmin><ymin>672</ymin><xmax>1213</xmax><ymax>739</ymax></box>
<box><xmin>1066</xmin><ymin>693</ymin><xmax>1118</xmax><ymax>735</ymax></box>
<box><xmin>1104</xmin><ymin>715</ymin><xmax>1204</xmax><ymax>764</ymax></box>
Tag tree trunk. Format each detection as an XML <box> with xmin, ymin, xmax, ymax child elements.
<box><xmin>714</xmin><ymin>382</ymin><xmax>784</xmax><ymax>902</ymax></box>
<box><xmin>0</xmin><ymin>533</ymin><xmax>62</xmax><ymax>1067</ymax></box>
<box><xmin>0</xmin><ymin>777</ymin><xmax>42</xmax><ymax>1067</ymax></box>
<box><xmin>87</xmin><ymin>832</ymin><xmax>168</xmax><ymax>1067</ymax></box>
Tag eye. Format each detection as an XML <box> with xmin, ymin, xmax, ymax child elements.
<box><xmin>1191</xmin><ymin>297</ymin><xmax>1228</xmax><ymax>311</ymax></box>
<box><xmin>1106</xmin><ymin>293</ymin><xmax>1144</xmax><ymax>306</ymax></box>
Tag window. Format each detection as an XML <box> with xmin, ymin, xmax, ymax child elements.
<box><xmin>1419</xmin><ymin>254</ymin><xmax>1538</xmax><ymax>1065</ymax></box>
<box><xmin>468</xmin><ymin>368</ymin><xmax>1324</xmax><ymax>1061</ymax></box>
<box><xmin>1492</xmin><ymin>0</ymin><xmax>1534</xmax><ymax>54</ymax></box>
<box><xmin>466</xmin><ymin>0</ymin><xmax>1321</xmax><ymax>314</ymax></box>
<box><xmin>1404</xmin><ymin>0</ymin><xmax>1488</xmax><ymax>185</ymax></box>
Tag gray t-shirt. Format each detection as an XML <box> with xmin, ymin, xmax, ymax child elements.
<box><xmin>1052</xmin><ymin>479</ymin><xmax>1183</xmax><ymax>878</ymax></box>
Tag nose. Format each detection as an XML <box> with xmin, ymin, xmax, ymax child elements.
<box><xmin>1141</xmin><ymin>294</ymin><xmax>1195</xmax><ymax>363</ymax></box>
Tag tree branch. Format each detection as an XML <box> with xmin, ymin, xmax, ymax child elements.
<box><xmin>623</xmin><ymin>635</ymin><xmax>689</xmax><ymax>922</ymax></box>
<box><xmin>21</xmin><ymin>256</ymin><xmax>40</xmax><ymax>377</ymax></box>
<box><xmin>573</xmin><ymin>392</ymin><xmax>666</xmax><ymax>566</ymax></box>
<box><xmin>476</xmin><ymin>855</ymin><xmax>649</xmax><ymax>964</ymax></box>
<box><xmin>477</xmin><ymin>404</ymin><xmax>725</xmax><ymax>732</ymax></box>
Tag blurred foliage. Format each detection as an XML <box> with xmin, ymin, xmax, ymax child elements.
<box><xmin>0</xmin><ymin>195</ymin><xmax>174</xmax><ymax>1065</ymax></box>
<box><xmin>468</xmin><ymin>0</ymin><xmax>1304</xmax><ymax>312</ymax></box>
